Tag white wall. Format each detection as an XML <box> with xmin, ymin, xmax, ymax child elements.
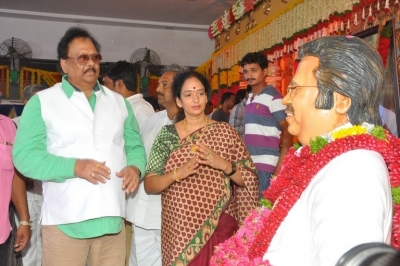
<box><xmin>0</xmin><ymin>17</ymin><xmax>214</xmax><ymax>67</ymax></box>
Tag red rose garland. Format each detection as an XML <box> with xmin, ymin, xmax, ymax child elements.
<box><xmin>211</xmin><ymin>126</ymin><xmax>400</xmax><ymax>265</ymax></box>
<box><xmin>250</xmin><ymin>131</ymin><xmax>400</xmax><ymax>259</ymax></box>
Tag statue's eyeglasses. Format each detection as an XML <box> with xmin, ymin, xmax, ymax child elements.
<box><xmin>287</xmin><ymin>85</ymin><xmax>318</xmax><ymax>97</ymax></box>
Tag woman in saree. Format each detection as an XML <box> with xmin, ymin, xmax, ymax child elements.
<box><xmin>144</xmin><ymin>71</ymin><xmax>259</xmax><ymax>266</ymax></box>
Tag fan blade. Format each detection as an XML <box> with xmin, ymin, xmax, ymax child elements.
<box><xmin>18</xmin><ymin>51</ymin><xmax>31</xmax><ymax>58</ymax></box>
<box><xmin>2</xmin><ymin>51</ymin><xmax>11</xmax><ymax>57</ymax></box>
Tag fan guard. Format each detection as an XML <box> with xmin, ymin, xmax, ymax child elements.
<box><xmin>0</xmin><ymin>37</ymin><xmax>32</xmax><ymax>70</ymax></box>
<box><xmin>130</xmin><ymin>47</ymin><xmax>160</xmax><ymax>65</ymax></box>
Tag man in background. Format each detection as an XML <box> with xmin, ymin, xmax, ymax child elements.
<box><xmin>211</xmin><ymin>92</ymin><xmax>235</xmax><ymax>123</ymax></box>
<box><xmin>127</xmin><ymin>64</ymin><xmax>188</xmax><ymax>266</ymax></box>
<box><xmin>103</xmin><ymin>60</ymin><xmax>154</xmax><ymax>129</ymax></box>
<box><xmin>13</xmin><ymin>85</ymin><xmax>46</xmax><ymax>125</ymax></box>
<box><xmin>205</xmin><ymin>100</ymin><xmax>214</xmax><ymax>118</ymax></box>
<box><xmin>13</xmin><ymin>84</ymin><xmax>46</xmax><ymax>266</ymax></box>
<box><xmin>229</xmin><ymin>86</ymin><xmax>251</xmax><ymax>139</ymax></box>
<box><xmin>240</xmin><ymin>52</ymin><xmax>292</xmax><ymax>198</ymax></box>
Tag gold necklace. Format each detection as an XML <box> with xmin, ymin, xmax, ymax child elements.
<box><xmin>183</xmin><ymin>116</ymin><xmax>208</xmax><ymax>153</ymax></box>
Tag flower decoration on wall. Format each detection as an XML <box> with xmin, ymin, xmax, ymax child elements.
<box><xmin>233</xmin><ymin>0</ymin><xmax>246</xmax><ymax>20</ymax></box>
<box><xmin>199</xmin><ymin>0</ymin><xmax>400</xmax><ymax>92</ymax></box>
<box><xmin>208</xmin><ymin>0</ymin><xmax>265</xmax><ymax>39</ymax></box>
<box><xmin>243</xmin><ymin>0</ymin><xmax>255</xmax><ymax>12</ymax></box>
<box><xmin>378</xmin><ymin>25</ymin><xmax>393</xmax><ymax>67</ymax></box>
<box><xmin>222</xmin><ymin>10</ymin><xmax>232</xmax><ymax>30</ymax></box>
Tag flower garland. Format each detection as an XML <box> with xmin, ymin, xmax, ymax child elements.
<box><xmin>377</xmin><ymin>25</ymin><xmax>393</xmax><ymax>67</ymax></box>
<box><xmin>0</xmin><ymin>65</ymin><xmax>10</xmax><ymax>98</ymax></box>
<box><xmin>201</xmin><ymin>0</ymin><xmax>400</xmax><ymax>75</ymax></box>
<box><xmin>211</xmin><ymin>124</ymin><xmax>400</xmax><ymax>265</ymax></box>
<box><xmin>209</xmin><ymin>0</ymin><xmax>264</xmax><ymax>39</ymax></box>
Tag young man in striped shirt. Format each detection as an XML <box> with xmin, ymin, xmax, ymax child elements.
<box><xmin>240</xmin><ymin>52</ymin><xmax>293</xmax><ymax>198</ymax></box>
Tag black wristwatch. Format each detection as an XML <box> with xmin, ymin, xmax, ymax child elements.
<box><xmin>225</xmin><ymin>163</ymin><xmax>237</xmax><ymax>177</ymax></box>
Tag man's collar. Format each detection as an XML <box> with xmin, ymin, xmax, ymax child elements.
<box><xmin>62</xmin><ymin>75</ymin><xmax>105</xmax><ymax>98</ymax></box>
<box><xmin>127</xmin><ymin>93</ymin><xmax>143</xmax><ymax>101</ymax></box>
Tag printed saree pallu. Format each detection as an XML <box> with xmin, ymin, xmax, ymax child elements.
<box><xmin>150</xmin><ymin>122</ymin><xmax>258</xmax><ymax>266</ymax></box>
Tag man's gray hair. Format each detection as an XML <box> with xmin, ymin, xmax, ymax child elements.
<box><xmin>299</xmin><ymin>35</ymin><xmax>384</xmax><ymax>125</ymax></box>
<box><xmin>23</xmin><ymin>84</ymin><xmax>46</xmax><ymax>100</ymax></box>
<box><xmin>161</xmin><ymin>64</ymin><xmax>189</xmax><ymax>76</ymax></box>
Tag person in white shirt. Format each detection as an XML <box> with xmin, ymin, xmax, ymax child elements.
<box><xmin>103</xmin><ymin>60</ymin><xmax>154</xmax><ymax>129</ymax></box>
<box><xmin>126</xmin><ymin>64</ymin><xmax>188</xmax><ymax>266</ymax></box>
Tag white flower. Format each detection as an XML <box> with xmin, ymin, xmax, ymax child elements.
<box><xmin>222</xmin><ymin>10</ymin><xmax>231</xmax><ymax>30</ymax></box>
<box><xmin>232</xmin><ymin>0</ymin><xmax>245</xmax><ymax>20</ymax></box>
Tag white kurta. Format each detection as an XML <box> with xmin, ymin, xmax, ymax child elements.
<box><xmin>126</xmin><ymin>110</ymin><xmax>174</xmax><ymax>229</ymax></box>
<box><xmin>126</xmin><ymin>94</ymin><xmax>155</xmax><ymax>130</ymax></box>
<box><xmin>263</xmin><ymin>149</ymin><xmax>392</xmax><ymax>266</ymax></box>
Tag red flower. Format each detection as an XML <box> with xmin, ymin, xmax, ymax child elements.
<box><xmin>378</xmin><ymin>37</ymin><xmax>391</xmax><ymax>67</ymax></box>
<box><xmin>229</xmin><ymin>8</ymin><xmax>235</xmax><ymax>23</ymax></box>
<box><xmin>216</xmin><ymin>18</ymin><xmax>223</xmax><ymax>32</ymax></box>
<box><xmin>243</xmin><ymin>0</ymin><xmax>254</xmax><ymax>12</ymax></box>
<box><xmin>208</xmin><ymin>26</ymin><xmax>214</xmax><ymax>40</ymax></box>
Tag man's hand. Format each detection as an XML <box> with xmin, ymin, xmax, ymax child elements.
<box><xmin>14</xmin><ymin>224</ymin><xmax>31</xmax><ymax>252</ymax></box>
<box><xmin>116</xmin><ymin>166</ymin><xmax>141</xmax><ymax>193</ymax></box>
<box><xmin>74</xmin><ymin>159</ymin><xmax>111</xmax><ymax>184</ymax></box>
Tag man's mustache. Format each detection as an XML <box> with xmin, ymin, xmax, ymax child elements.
<box><xmin>286</xmin><ymin>104</ymin><xmax>294</xmax><ymax>113</ymax></box>
<box><xmin>84</xmin><ymin>67</ymin><xmax>97</xmax><ymax>74</ymax></box>
<box><xmin>246</xmin><ymin>78</ymin><xmax>255</xmax><ymax>82</ymax></box>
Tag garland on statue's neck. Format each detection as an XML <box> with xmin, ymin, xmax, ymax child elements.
<box><xmin>211</xmin><ymin>124</ymin><xmax>400</xmax><ymax>266</ymax></box>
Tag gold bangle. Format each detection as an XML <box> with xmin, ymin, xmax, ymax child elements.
<box><xmin>173</xmin><ymin>168</ymin><xmax>181</xmax><ymax>183</ymax></box>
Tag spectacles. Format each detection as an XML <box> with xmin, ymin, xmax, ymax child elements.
<box><xmin>64</xmin><ymin>53</ymin><xmax>102</xmax><ymax>65</ymax></box>
<box><xmin>287</xmin><ymin>84</ymin><xmax>318</xmax><ymax>97</ymax></box>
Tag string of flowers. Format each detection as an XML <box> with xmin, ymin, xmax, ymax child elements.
<box><xmin>228</xmin><ymin>64</ymin><xmax>240</xmax><ymax>86</ymax></box>
<box><xmin>201</xmin><ymin>0</ymin><xmax>400</xmax><ymax>75</ymax></box>
<box><xmin>211</xmin><ymin>124</ymin><xmax>400</xmax><ymax>265</ymax></box>
<box><xmin>377</xmin><ymin>25</ymin><xmax>393</xmax><ymax>67</ymax></box>
<box><xmin>0</xmin><ymin>65</ymin><xmax>10</xmax><ymax>98</ymax></box>
<box><xmin>209</xmin><ymin>0</ymin><xmax>263</xmax><ymax>39</ymax></box>
<box><xmin>220</xmin><ymin>69</ymin><xmax>228</xmax><ymax>88</ymax></box>
<box><xmin>211</xmin><ymin>74</ymin><xmax>219</xmax><ymax>90</ymax></box>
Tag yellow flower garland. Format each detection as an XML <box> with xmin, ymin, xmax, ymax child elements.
<box><xmin>331</xmin><ymin>125</ymin><xmax>368</xmax><ymax>140</ymax></box>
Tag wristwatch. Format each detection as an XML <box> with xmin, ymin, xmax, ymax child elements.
<box><xmin>20</xmin><ymin>220</ymin><xmax>32</xmax><ymax>228</ymax></box>
<box><xmin>225</xmin><ymin>163</ymin><xmax>237</xmax><ymax>177</ymax></box>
